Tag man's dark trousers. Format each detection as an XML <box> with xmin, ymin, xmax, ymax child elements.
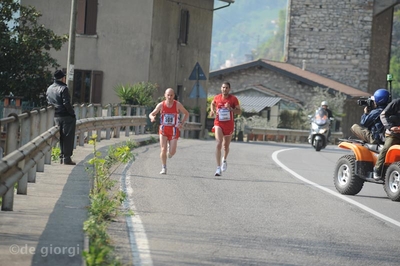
<box><xmin>54</xmin><ymin>116</ymin><xmax>76</xmax><ymax>162</ymax></box>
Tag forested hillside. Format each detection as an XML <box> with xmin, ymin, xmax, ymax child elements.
<box><xmin>390</xmin><ymin>7</ymin><xmax>400</xmax><ymax>98</ymax></box>
<box><xmin>211</xmin><ymin>0</ymin><xmax>288</xmax><ymax>70</ymax></box>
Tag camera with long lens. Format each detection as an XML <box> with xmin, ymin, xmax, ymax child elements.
<box><xmin>357</xmin><ymin>97</ymin><xmax>374</xmax><ymax>111</ymax></box>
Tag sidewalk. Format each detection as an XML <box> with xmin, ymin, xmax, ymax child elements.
<box><xmin>0</xmin><ymin>133</ymin><xmax>158</xmax><ymax>266</ymax></box>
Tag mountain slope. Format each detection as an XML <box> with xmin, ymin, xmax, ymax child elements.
<box><xmin>211</xmin><ymin>0</ymin><xmax>288</xmax><ymax>70</ymax></box>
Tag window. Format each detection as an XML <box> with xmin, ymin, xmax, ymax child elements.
<box><xmin>178</xmin><ymin>9</ymin><xmax>189</xmax><ymax>45</ymax></box>
<box><xmin>76</xmin><ymin>0</ymin><xmax>98</xmax><ymax>35</ymax></box>
<box><xmin>72</xmin><ymin>69</ymin><xmax>103</xmax><ymax>104</ymax></box>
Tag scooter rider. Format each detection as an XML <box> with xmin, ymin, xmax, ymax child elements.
<box><xmin>321</xmin><ymin>101</ymin><xmax>333</xmax><ymax>141</ymax></box>
<box><xmin>321</xmin><ymin>101</ymin><xmax>333</xmax><ymax>119</ymax></box>
<box><xmin>374</xmin><ymin>97</ymin><xmax>400</xmax><ymax>180</ymax></box>
<box><xmin>351</xmin><ymin>88</ymin><xmax>390</xmax><ymax>144</ymax></box>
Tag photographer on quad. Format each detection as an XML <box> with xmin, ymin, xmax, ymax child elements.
<box><xmin>374</xmin><ymin>97</ymin><xmax>400</xmax><ymax>180</ymax></box>
<box><xmin>351</xmin><ymin>88</ymin><xmax>390</xmax><ymax>144</ymax></box>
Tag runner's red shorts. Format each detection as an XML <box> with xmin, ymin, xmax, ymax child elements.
<box><xmin>213</xmin><ymin>122</ymin><xmax>234</xmax><ymax>136</ymax></box>
<box><xmin>159</xmin><ymin>125</ymin><xmax>180</xmax><ymax>140</ymax></box>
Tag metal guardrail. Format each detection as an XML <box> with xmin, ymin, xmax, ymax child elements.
<box><xmin>244</xmin><ymin>127</ymin><xmax>343</xmax><ymax>143</ymax></box>
<box><xmin>0</xmin><ymin>104</ymin><xmax>148</xmax><ymax>211</ymax></box>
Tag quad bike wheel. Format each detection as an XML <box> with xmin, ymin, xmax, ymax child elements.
<box><xmin>333</xmin><ymin>155</ymin><xmax>364</xmax><ymax>195</ymax></box>
<box><xmin>384</xmin><ymin>162</ymin><xmax>400</xmax><ymax>202</ymax></box>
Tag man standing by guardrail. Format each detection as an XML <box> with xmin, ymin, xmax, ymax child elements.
<box><xmin>46</xmin><ymin>70</ymin><xmax>77</xmax><ymax>165</ymax></box>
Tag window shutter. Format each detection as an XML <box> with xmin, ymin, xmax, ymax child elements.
<box><xmin>86</xmin><ymin>0</ymin><xmax>98</xmax><ymax>35</ymax></box>
<box><xmin>178</xmin><ymin>9</ymin><xmax>189</xmax><ymax>45</ymax></box>
<box><xmin>76</xmin><ymin>0</ymin><xmax>86</xmax><ymax>34</ymax></box>
<box><xmin>91</xmin><ymin>71</ymin><xmax>103</xmax><ymax>104</ymax></box>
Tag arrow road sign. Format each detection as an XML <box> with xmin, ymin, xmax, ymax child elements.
<box><xmin>189</xmin><ymin>62</ymin><xmax>207</xmax><ymax>80</ymax></box>
<box><xmin>189</xmin><ymin>83</ymin><xmax>207</xmax><ymax>98</ymax></box>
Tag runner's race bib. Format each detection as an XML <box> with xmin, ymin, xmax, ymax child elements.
<box><xmin>218</xmin><ymin>108</ymin><xmax>231</xmax><ymax>121</ymax></box>
<box><xmin>163</xmin><ymin>114</ymin><xmax>176</xmax><ymax>125</ymax></box>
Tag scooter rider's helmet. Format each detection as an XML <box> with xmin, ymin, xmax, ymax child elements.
<box><xmin>372</xmin><ymin>88</ymin><xmax>390</xmax><ymax>107</ymax></box>
<box><xmin>321</xmin><ymin>101</ymin><xmax>328</xmax><ymax>107</ymax></box>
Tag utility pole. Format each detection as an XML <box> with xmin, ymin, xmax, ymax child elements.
<box><xmin>67</xmin><ymin>0</ymin><xmax>77</xmax><ymax>101</ymax></box>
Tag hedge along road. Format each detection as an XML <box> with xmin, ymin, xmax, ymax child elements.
<box><xmin>114</xmin><ymin>139</ymin><xmax>400</xmax><ymax>266</ymax></box>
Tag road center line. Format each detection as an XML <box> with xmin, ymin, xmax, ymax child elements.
<box><xmin>272</xmin><ymin>148</ymin><xmax>400</xmax><ymax>228</ymax></box>
<box><xmin>121</xmin><ymin>162</ymin><xmax>153</xmax><ymax>266</ymax></box>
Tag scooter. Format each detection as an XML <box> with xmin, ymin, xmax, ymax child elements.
<box><xmin>308</xmin><ymin>107</ymin><xmax>333</xmax><ymax>151</ymax></box>
<box><xmin>333</xmin><ymin>138</ymin><xmax>400</xmax><ymax>201</ymax></box>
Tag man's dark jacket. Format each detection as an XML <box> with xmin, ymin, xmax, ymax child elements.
<box><xmin>46</xmin><ymin>80</ymin><xmax>75</xmax><ymax>117</ymax></box>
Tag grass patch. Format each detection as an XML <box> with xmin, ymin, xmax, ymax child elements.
<box><xmin>82</xmin><ymin>135</ymin><xmax>135</xmax><ymax>266</ymax></box>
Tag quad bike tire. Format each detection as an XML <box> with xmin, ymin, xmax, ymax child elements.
<box><xmin>384</xmin><ymin>162</ymin><xmax>400</xmax><ymax>202</ymax></box>
<box><xmin>333</xmin><ymin>155</ymin><xmax>364</xmax><ymax>195</ymax></box>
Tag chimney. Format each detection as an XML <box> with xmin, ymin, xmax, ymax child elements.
<box><xmin>302</xmin><ymin>60</ymin><xmax>306</xmax><ymax>70</ymax></box>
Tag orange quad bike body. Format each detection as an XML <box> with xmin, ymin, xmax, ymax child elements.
<box><xmin>333</xmin><ymin>139</ymin><xmax>400</xmax><ymax>201</ymax></box>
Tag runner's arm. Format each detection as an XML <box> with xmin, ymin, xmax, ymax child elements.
<box><xmin>149</xmin><ymin>102</ymin><xmax>162</xmax><ymax>122</ymax></box>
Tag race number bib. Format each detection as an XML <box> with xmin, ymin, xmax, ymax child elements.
<box><xmin>218</xmin><ymin>108</ymin><xmax>231</xmax><ymax>121</ymax></box>
<box><xmin>163</xmin><ymin>114</ymin><xmax>176</xmax><ymax>125</ymax></box>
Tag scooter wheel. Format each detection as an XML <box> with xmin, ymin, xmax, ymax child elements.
<box><xmin>384</xmin><ymin>162</ymin><xmax>400</xmax><ymax>201</ymax></box>
<box><xmin>333</xmin><ymin>155</ymin><xmax>364</xmax><ymax>195</ymax></box>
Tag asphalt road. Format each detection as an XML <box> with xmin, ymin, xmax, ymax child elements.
<box><xmin>111</xmin><ymin>139</ymin><xmax>400</xmax><ymax>266</ymax></box>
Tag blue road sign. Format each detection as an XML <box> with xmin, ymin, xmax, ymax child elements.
<box><xmin>189</xmin><ymin>83</ymin><xmax>207</xmax><ymax>98</ymax></box>
<box><xmin>189</xmin><ymin>62</ymin><xmax>207</xmax><ymax>80</ymax></box>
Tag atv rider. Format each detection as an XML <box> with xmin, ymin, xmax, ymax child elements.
<box><xmin>373</xmin><ymin>97</ymin><xmax>400</xmax><ymax>180</ymax></box>
<box><xmin>351</xmin><ymin>88</ymin><xmax>390</xmax><ymax>144</ymax></box>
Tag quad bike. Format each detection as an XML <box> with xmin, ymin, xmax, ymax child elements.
<box><xmin>333</xmin><ymin>138</ymin><xmax>400</xmax><ymax>201</ymax></box>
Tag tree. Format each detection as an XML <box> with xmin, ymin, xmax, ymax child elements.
<box><xmin>390</xmin><ymin>7</ymin><xmax>400</xmax><ymax>98</ymax></box>
<box><xmin>300</xmin><ymin>87</ymin><xmax>347</xmax><ymax>130</ymax></box>
<box><xmin>253</xmin><ymin>8</ymin><xmax>286</xmax><ymax>61</ymax></box>
<box><xmin>0</xmin><ymin>0</ymin><xmax>68</xmax><ymax>106</ymax></box>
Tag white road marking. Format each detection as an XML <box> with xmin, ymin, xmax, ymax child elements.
<box><xmin>121</xmin><ymin>164</ymin><xmax>153</xmax><ymax>266</ymax></box>
<box><xmin>272</xmin><ymin>148</ymin><xmax>400</xmax><ymax>228</ymax></box>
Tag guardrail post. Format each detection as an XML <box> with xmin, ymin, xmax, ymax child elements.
<box><xmin>18</xmin><ymin>112</ymin><xmax>31</xmax><ymax>195</ymax></box>
<box><xmin>2</xmin><ymin>113</ymin><xmax>20</xmax><ymax>211</ymax></box>
<box><xmin>73</xmin><ymin>105</ymin><xmax>80</xmax><ymax>149</ymax></box>
<box><xmin>105</xmin><ymin>104</ymin><xmax>112</xmax><ymax>139</ymax></box>
<box><xmin>28</xmin><ymin>110</ymin><xmax>40</xmax><ymax>183</ymax></box>
<box><xmin>44</xmin><ymin>107</ymin><xmax>55</xmax><ymax>165</ymax></box>
<box><xmin>79</xmin><ymin>104</ymin><xmax>87</xmax><ymax>146</ymax></box>
<box><xmin>5</xmin><ymin>114</ymin><xmax>19</xmax><ymax>155</ymax></box>
<box><xmin>141</xmin><ymin>107</ymin><xmax>146</xmax><ymax>134</ymax></box>
<box><xmin>88</xmin><ymin>104</ymin><xmax>94</xmax><ymax>139</ymax></box>
<box><xmin>36</xmin><ymin>109</ymin><xmax>47</xmax><ymax>172</ymax></box>
<box><xmin>114</xmin><ymin>104</ymin><xmax>121</xmax><ymax>138</ymax></box>
<box><xmin>96</xmin><ymin>105</ymin><xmax>102</xmax><ymax>142</ymax></box>
<box><xmin>135</xmin><ymin>106</ymin><xmax>140</xmax><ymax>135</ymax></box>
<box><xmin>125</xmin><ymin>105</ymin><xmax>131</xmax><ymax>137</ymax></box>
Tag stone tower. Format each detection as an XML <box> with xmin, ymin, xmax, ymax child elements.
<box><xmin>286</xmin><ymin>0</ymin><xmax>397</xmax><ymax>94</ymax></box>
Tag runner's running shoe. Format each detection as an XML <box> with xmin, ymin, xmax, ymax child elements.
<box><xmin>215</xmin><ymin>167</ymin><xmax>221</xmax><ymax>176</ymax></box>
<box><xmin>221</xmin><ymin>159</ymin><xmax>227</xmax><ymax>172</ymax></box>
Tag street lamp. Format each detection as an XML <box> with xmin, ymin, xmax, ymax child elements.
<box><xmin>67</xmin><ymin>0</ymin><xmax>77</xmax><ymax>101</ymax></box>
<box><xmin>214</xmin><ymin>0</ymin><xmax>235</xmax><ymax>11</ymax></box>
